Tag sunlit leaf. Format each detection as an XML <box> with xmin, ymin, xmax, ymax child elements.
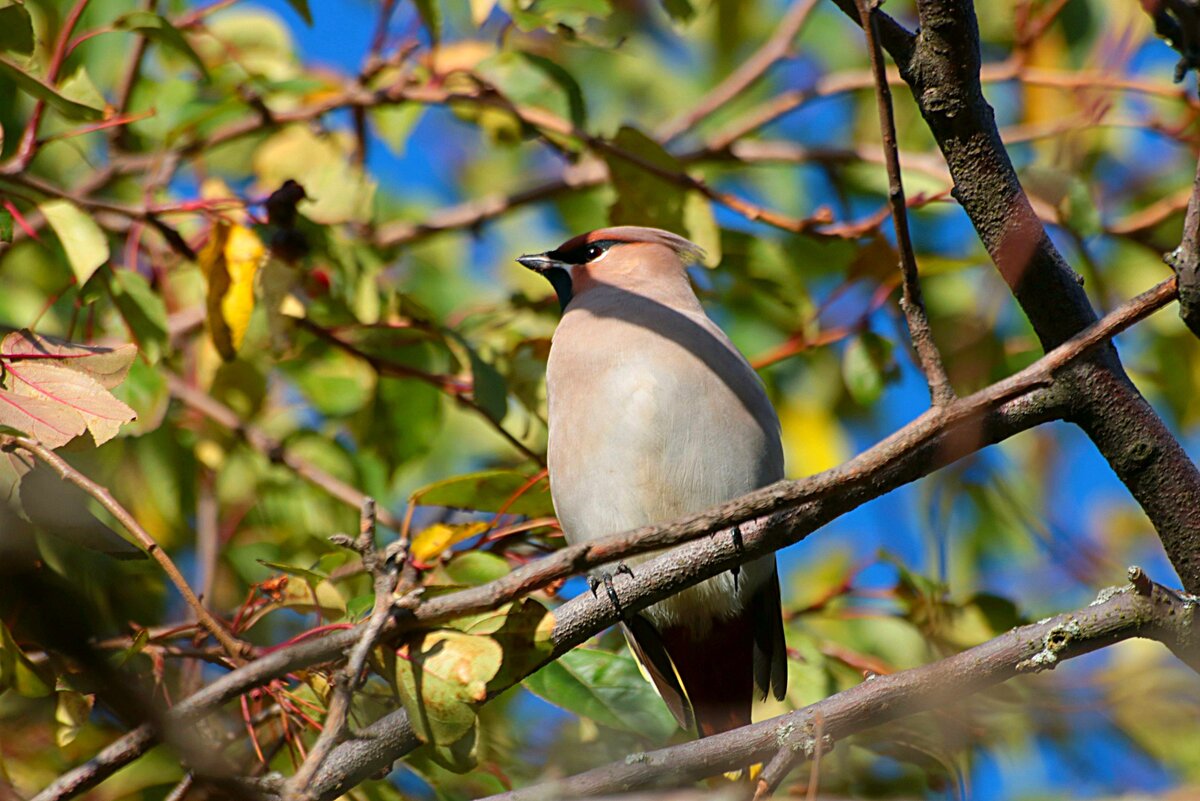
<box><xmin>54</xmin><ymin>689</ymin><xmax>94</xmax><ymax>747</ymax></box>
<box><xmin>385</xmin><ymin>630</ymin><xmax>503</xmax><ymax>745</ymax></box>
<box><xmin>199</xmin><ymin>222</ymin><xmax>267</xmax><ymax>360</ymax></box>
<box><xmin>39</xmin><ymin>200</ymin><xmax>109</xmax><ymax>286</ymax></box>
<box><xmin>1</xmin><ymin>331</ymin><xmax>136</xmax><ymax>390</ymax></box>
<box><xmin>114</xmin><ymin>11</ymin><xmax>209</xmax><ymax>80</ymax></box>
<box><xmin>2</xmin><ymin>361</ymin><xmax>135</xmax><ymax>446</ymax></box>
<box><xmin>470</xmin><ymin>0</ymin><xmax>498</xmax><ymax>26</ymax></box>
<box><xmin>56</xmin><ymin>66</ymin><xmax>106</xmax><ymax>114</ymax></box>
<box><xmin>254</xmin><ymin>127</ymin><xmax>376</xmax><ymax>225</ymax></box>
<box><xmin>0</xmin><ymin>56</ymin><xmax>103</xmax><ymax>120</ymax></box>
<box><xmin>410</xmin><ymin>469</ymin><xmax>553</xmax><ymax>518</ymax></box>
<box><xmin>411</xmin><ymin>522</ymin><xmax>490</xmax><ymax>564</ymax></box>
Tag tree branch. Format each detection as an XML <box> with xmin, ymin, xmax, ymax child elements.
<box><xmin>655</xmin><ymin>0</ymin><xmax>821</xmax><ymax>142</ymax></box>
<box><xmin>832</xmin><ymin>0</ymin><xmax>1200</xmax><ymax>592</ymax></box>
<box><xmin>856</xmin><ymin>0</ymin><xmax>955</xmax><ymax>406</ymax></box>
<box><xmin>480</xmin><ymin>571</ymin><xmax>1199</xmax><ymax>800</ymax></box>
<box><xmin>1</xmin><ymin>435</ymin><xmax>248</xmax><ymax>661</ymax></box>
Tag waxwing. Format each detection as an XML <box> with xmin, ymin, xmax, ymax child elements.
<box><xmin>518</xmin><ymin>226</ymin><xmax>788</xmax><ymax>736</ymax></box>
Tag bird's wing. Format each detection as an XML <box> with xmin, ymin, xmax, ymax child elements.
<box><xmin>750</xmin><ymin>565</ymin><xmax>788</xmax><ymax>701</ymax></box>
<box><xmin>621</xmin><ymin>615</ymin><xmax>693</xmax><ymax>730</ymax></box>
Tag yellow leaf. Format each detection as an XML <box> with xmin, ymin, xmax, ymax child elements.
<box><xmin>411</xmin><ymin>522</ymin><xmax>490</xmax><ymax>564</ymax></box>
<box><xmin>55</xmin><ymin>689</ymin><xmax>94</xmax><ymax>748</ymax></box>
<box><xmin>200</xmin><ymin>221</ymin><xmax>266</xmax><ymax>360</ymax></box>
<box><xmin>780</xmin><ymin>399</ymin><xmax>851</xmax><ymax>478</ymax></box>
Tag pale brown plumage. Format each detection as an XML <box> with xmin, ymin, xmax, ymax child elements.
<box><xmin>518</xmin><ymin>226</ymin><xmax>788</xmax><ymax>736</ymax></box>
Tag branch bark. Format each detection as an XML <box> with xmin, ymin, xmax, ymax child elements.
<box><xmin>831</xmin><ymin>0</ymin><xmax>1200</xmax><ymax>592</ymax></box>
<box><xmin>480</xmin><ymin>572</ymin><xmax>1199</xmax><ymax>800</ymax></box>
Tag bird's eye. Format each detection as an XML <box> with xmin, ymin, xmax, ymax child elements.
<box><xmin>585</xmin><ymin>245</ymin><xmax>604</xmax><ymax>261</ymax></box>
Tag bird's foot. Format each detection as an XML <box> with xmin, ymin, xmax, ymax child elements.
<box><xmin>588</xmin><ymin>563</ymin><xmax>634</xmax><ymax>615</ymax></box>
<box><xmin>731</xmin><ymin>525</ymin><xmax>744</xmax><ymax>590</ymax></box>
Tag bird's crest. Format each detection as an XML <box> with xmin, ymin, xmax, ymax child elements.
<box><xmin>559</xmin><ymin>226</ymin><xmax>707</xmax><ymax>265</ymax></box>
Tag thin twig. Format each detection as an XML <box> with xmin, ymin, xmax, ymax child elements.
<box><xmin>857</xmin><ymin>0</ymin><xmax>955</xmax><ymax>406</ymax></box>
<box><xmin>0</xmin><ymin>0</ymin><xmax>91</xmax><ymax>175</ymax></box>
<box><xmin>2</xmin><ymin>436</ymin><xmax>248</xmax><ymax>661</ymax></box>
<box><xmin>656</xmin><ymin>0</ymin><xmax>821</xmax><ymax>142</ymax></box>
<box><xmin>750</xmin><ymin>710</ymin><xmax>824</xmax><ymax>800</ymax></box>
<box><xmin>283</xmin><ymin>500</ymin><xmax>401</xmax><ymax>800</ymax></box>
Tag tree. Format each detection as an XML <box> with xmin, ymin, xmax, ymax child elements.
<box><xmin>1</xmin><ymin>0</ymin><xmax>1199</xmax><ymax>799</ymax></box>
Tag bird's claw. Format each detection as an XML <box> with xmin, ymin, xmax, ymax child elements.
<box><xmin>731</xmin><ymin>525</ymin><xmax>744</xmax><ymax>590</ymax></box>
<box><xmin>588</xmin><ymin>563</ymin><xmax>633</xmax><ymax>616</ymax></box>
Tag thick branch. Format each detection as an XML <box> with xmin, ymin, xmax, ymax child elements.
<box><xmin>1166</xmin><ymin>151</ymin><xmax>1200</xmax><ymax>337</ymax></box>
<box><xmin>833</xmin><ymin>0</ymin><xmax>1200</xmax><ymax>592</ymax></box>
<box><xmin>482</xmin><ymin>573</ymin><xmax>1200</xmax><ymax>799</ymax></box>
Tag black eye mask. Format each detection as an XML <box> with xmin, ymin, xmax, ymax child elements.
<box><xmin>547</xmin><ymin>239</ymin><xmax>621</xmax><ymax>265</ymax></box>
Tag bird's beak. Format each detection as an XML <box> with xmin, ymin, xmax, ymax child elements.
<box><xmin>516</xmin><ymin>252</ymin><xmax>568</xmax><ymax>273</ymax></box>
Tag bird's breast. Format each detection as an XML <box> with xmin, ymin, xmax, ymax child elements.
<box><xmin>544</xmin><ymin>305</ymin><xmax>782</xmax><ymax>632</ymax></box>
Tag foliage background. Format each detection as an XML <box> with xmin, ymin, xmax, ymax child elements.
<box><xmin>1</xmin><ymin>0</ymin><xmax>1199</xmax><ymax>799</ymax></box>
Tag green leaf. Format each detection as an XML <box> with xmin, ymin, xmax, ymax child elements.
<box><xmin>285</xmin><ymin>342</ymin><xmax>377</xmax><ymax>418</ymax></box>
<box><xmin>503</xmin><ymin>0</ymin><xmax>611</xmax><ymax>32</ymax></box>
<box><xmin>257</xmin><ymin>559</ymin><xmax>328</xmax><ymax>587</ymax></box>
<box><xmin>444</xmin><ymin>551</ymin><xmax>511</xmax><ymax>586</ymax></box>
<box><xmin>114</xmin><ymin>12</ymin><xmax>209</xmax><ymax>80</ymax></box>
<box><xmin>0</xmin><ymin>1</ymin><xmax>33</xmax><ymax>56</ymax></box>
<box><xmin>371</xmin><ymin>103</ymin><xmax>424</xmax><ymax>157</ymax></box>
<box><xmin>413</xmin><ymin>0</ymin><xmax>442</xmax><ymax>43</ymax></box>
<box><xmin>683</xmin><ymin>191</ymin><xmax>720</xmax><ymax>267</ymax></box>
<box><xmin>57</xmin><ymin>66</ymin><xmax>106</xmax><ymax>113</ymax></box>
<box><xmin>410</xmin><ymin>469</ymin><xmax>554</xmax><ymax>518</ymax></box>
<box><xmin>469</xmin><ymin>348</ymin><xmax>507</xmax><ymax>422</ymax></box>
<box><xmin>842</xmin><ymin>331</ymin><xmax>896</xmax><ymax>407</ymax></box>
<box><xmin>385</xmin><ymin>630</ymin><xmax>502</xmax><ymax>745</ymax></box>
<box><xmin>283</xmin><ymin>0</ymin><xmax>313</xmax><ymax>25</ymax></box>
<box><xmin>0</xmin><ymin>620</ymin><xmax>51</xmax><ymax>697</ymax></box>
<box><xmin>471</xmin><ymin>598</ymin><xmax>555</xmax><ymax>691</ymax></box>
<box><xmin>660</xmin><ymin>0</ymin><xmax>695</xmax><ymax>22</ymax></box>
<box><xmin>40</xmin><ymin>200</ymin><xmax>109</xmax><ymax>286</ymax></box>
<box><xmin>603</xmin><ymin>125</ymin><xmax>686</xmax><ymax>235</ymax></box>
<box><xmin>108</xmin><ymin>269</ymin><xmax>168</xmax><ymax>364</ymax></box>
<box><xmin>0</xmin><ymin>56</ymin><xmax>103</xmax><ymax>120</ymax></box>
<box><xmin>517</xmin><ymin>52</ymin><xmax>587</xmax><ymax>128</ymax></box>
<box><xmin>524</xmin><ymin>648</ymin><xmax>677</xmax><ymax>739</ymax></box>
<box><xmin>254</xmin><ymin>126</ymin><xmax>376</xmax><ymax>225</ymax></box>
<box><xmin>0</xmin><ymin>208</ymin><xmax>11</xmax><ymax>243</ymax></box>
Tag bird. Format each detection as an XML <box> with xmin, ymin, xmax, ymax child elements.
<box><xmin>517</xmin><ymin>225</ymin><xmax>788</xmax><ymax>737</ymax></box>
